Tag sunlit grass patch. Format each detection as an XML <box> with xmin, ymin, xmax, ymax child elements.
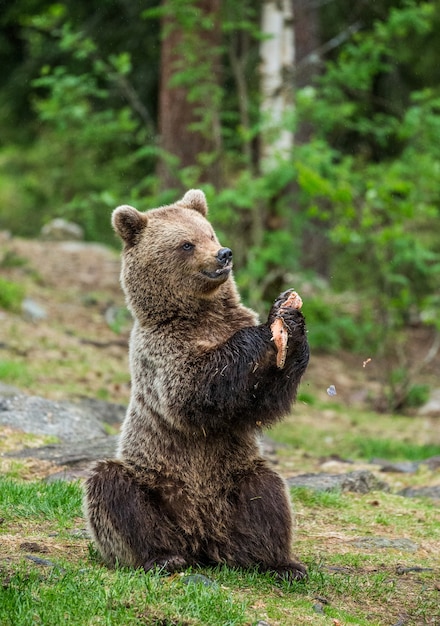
<box><xmin>0</xmin><ymin>359</ymin><xmax>33</xmax><ymax>387</ymax></box>
<box><xmin>290</xmin><ymin>486</ymin><xmax>344</xmax><ymax>508</ymax></box>
<box><xmin>353</xmin><ymin>437</ymin><xmax>440</xmax><ymax>461</ymax></box>
<box><xmin>270</xmin><ymin>406</ymin><xmax>440</xmax><ymax>463</ymax></box>
<box><xmin>0</xmin><ymin>277</ymin><xmax>24</xmax><ymax>312</ymax></box>
<box><xmin>0</xmin><ymin>564</ymin><xmax>249</xmax><ymax>626</ymax></box>
<box><xmin>0</xmin><ymin>477</ymin><xmax>82</xmax><ymax>526</ymax></box>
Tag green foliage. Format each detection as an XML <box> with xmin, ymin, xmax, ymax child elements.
<box><xmin>0</xmin><ymin>13</ymin><xmax>156</xmax><ymax>244</ymax></box>
<box><xmin>0</xmin><ymin>278</ymin><xmax>24</xmax><ymax>312</ymax></box>
<box><xmin>404</xmin><ymin>383</ymin><xmax>430</xmax><ymax>409</ymax></box>
<box><xmin>380</xmin><ymin>366</ymin><xmax>431</xmax><ymax>413</ymax></box>
<box><xmin>294</xmin><ymin>2</ymin><xmax>440</xmax><ymax>331</ymax></box>
<box><xmin>302</xmin><ymin>295</ymin><xmax>376</xmax><ymax>354</ymax></box>
<box><xmin>286</xmin><ymin>1</ymin><xmax>440</xmax><ymax>409</ymax></box>
<box><xmin>0</xmin><ymin>0</ymin><xmax>439</xmax><ymax>412</ymax></box>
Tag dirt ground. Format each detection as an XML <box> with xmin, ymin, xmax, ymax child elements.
<box><xmin>1</xmin><ymin>236</ymin><xmax>439</xmax><ymax>626</ymax></box>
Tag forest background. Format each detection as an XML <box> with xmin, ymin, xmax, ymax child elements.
<box><xmin>0</xmin><ymin>0</ymin><xmax>439</xmax><ymax>413</ymax></box>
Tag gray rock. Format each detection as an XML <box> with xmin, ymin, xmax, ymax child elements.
<box><xmin>351</xmin><ymin>537</ymin><xmax>419</xmax><ymax>552</ymax></box>
<box><xmin>287</xmin><ymin>470</ymin><xmax>389</xmax><ymax>494</ymax></box>
<box><xmin>75</xmin><ymin>397</ymin><xmax>126</xmax><ymax>426</ymax></box>
<box><xmin>312</xmin><ymin>603</ymin><xmax>325</xmax><ymax>614</ymax></box>
<box><xmin>398</xmin><ymin>485</ymin><xmax>440</xmax><ymax>502</ymax></box>
<box><xmin>9</xmin><ymin>436</ymin><xmax>119</xmax><ymax>466</ymax></box>
<box><xmin>423</xmin><ymin>456</ymin><xmax>440</xmax><ymax>470</ymax></box>
<box><xmin>371</xmin><ymin>459</ymin><xmax>420</xmax><ymax>474</ymax></box>
<box><xmin>40</xmin><ymin>219</ymin><xmax>84</xmax><ymax>241</ymax></box>
<box><xmin>0</xmin><ymin>393</ymin><xmax>120</xmax><ymax>442</ymax></box>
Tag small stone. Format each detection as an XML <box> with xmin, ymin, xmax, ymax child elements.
<box><xmin>22</xmin><ymin>298</ymin><xmax>47</xmax><ymax>322</ymax></box>
<box><xmin>396</xmin><ymin>566</ymin><xmax>433</xmax><ymax>574</ymax></box>
<box><xmin>25</xmin><ymin>555</ymin><xmax>56</xmax><ymax>567</ymax></box>
<box><xmin>69</xmin><ymin>528</ymin><xmax>90</xmax><ymax>539</ymax></box>
<box><xmin>40</xmin><ymin>219</ymin><xmax>84</xmax><ymax>241</ymax></box>
<box><xmin>398</xmin><ymin>485</ymin><xmax>440</xmax><ymax>502</ymax></box>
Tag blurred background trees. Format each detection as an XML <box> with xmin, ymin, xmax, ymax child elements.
<box><xmin>0</xmin><ymin>0</ymin><xmax>439</xmax><ymax>410</ymax></box>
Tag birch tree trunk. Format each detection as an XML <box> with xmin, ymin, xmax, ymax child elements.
<box><xmin>260</xmin><ymin>0</ymin><xmax>295</xmax><ymax>171</ymax></box>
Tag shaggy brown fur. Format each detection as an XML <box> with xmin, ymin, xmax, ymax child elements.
<box><xmin>84</xmin><ymin>189</ymin><xmax>310</xmax><ymax>580</ymax></box>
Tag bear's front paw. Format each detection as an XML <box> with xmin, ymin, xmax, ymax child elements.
<box><xmin>268</xmin><ymin>289</ymin><xmax>295</xmax><ymax>323</ymax></box>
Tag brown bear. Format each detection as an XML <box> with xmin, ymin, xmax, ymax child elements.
<box><xmin>84</xmin><ymin>189</ymin><xmax>310</xmax><ymax>580</ymax></box>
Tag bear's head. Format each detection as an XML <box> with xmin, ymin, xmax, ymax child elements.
<box><xmin>112</xmin><ymin>190</ymin><xmax>236</xmax><ymax>322</ymax></box>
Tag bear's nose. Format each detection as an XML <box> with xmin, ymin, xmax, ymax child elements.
<box><xmin>216</xmin><ymin>247</ymin><xmax>233</xmax><ymax>266</ymax></box>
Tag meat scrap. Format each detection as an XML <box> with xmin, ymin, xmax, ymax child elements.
<box><xmin>270</xmin><ymin>291</ymin><xmax>303</xmax><ymax>369</ymax></box>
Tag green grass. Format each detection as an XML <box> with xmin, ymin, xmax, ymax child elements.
<box><xmin>0</xmin><ymin>477</ymin><xmax>439</xmax><ymax>625</ymax></box>
<box><xmin>0</xmin><ymin>566</ymin><xmax>249</xmax><ymax>626</ymax></box>
<box><xmin>0</xmin><ymin>477</ymin><xmax>82</xmax><ymax>526</ymax></box>
<box><xmin>0</xmin><ymin>359</ymin><xmax>33</xmax><ymax>387</ymax></box>
<box><xmin>270</xmin><ymin>406</ymin><xmax>440</xmax><ymax>462</ymax></box>
<box><xmin>353</xmin><ymin>437</ymin><xmax>440</xmax><ymax>461</ymax></box>
<box><xmin>290</xmin><ymin>486</ymin><xmax>345</xmax><ymax>508</ymax></box>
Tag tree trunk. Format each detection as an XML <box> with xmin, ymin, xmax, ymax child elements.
<box><xmin>259</xmin><ymin>0</ymin><xmax>295</xmax><ymax>171</ymax></box>
<box><xmin>157</xmin><ymin>0</ymin><xmax>223</xmax><ymax>192</ymax></box>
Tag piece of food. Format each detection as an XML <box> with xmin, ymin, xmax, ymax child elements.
<box><xmin>271</xmin><ymin>316</ymin><xmax>289</xmax><ymax>368</ymax></box>
<box><xmin>270</xmin><ymin>290</ymin><xmax>303</xmax><ymax>369</ymax></box>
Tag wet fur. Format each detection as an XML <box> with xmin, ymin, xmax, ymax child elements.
<box><xmin>84</xmin><ymin>190</ymin><xmax>309</xmax><ymax>580</ymax></box>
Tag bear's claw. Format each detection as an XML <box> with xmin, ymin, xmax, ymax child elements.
<box><xmin>271</xmin><ymin>560</ymin><xmax>308</xmax><ymax>582</ymax></box>
<box><xmin>143</xmin><ymin>554</ymin><xmax>189</xmax><ymax>573</ymax></box>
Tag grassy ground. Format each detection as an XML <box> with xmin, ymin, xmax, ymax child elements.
<box><xmin>1</xmin><ymin>236</ymin><xmax>439</xmax><ymax>624</ymax></box>
<box><xmin>0</xmin><ymin>470</ymin><xmax>439</xmax><ymax>625</ymax></box>
<box><xmin>1</xmin><ymin>402</ymin><xmax>439</xmax><ymax>626</ymax></box>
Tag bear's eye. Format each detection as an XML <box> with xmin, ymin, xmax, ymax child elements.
<box><xmin>181</xmin><ymin>242</ymin><xmax>195</xmax><ymax>252</ymax></box>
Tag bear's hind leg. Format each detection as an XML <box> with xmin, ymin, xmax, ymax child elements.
<box><xmin>84</xmin><ymin>460</ymin><xmax>191</xmax><ymax>571</ymax></box>
<box><xmin>224</xmin><ymin>464</ymin><xmax>306</xmax><ymax>581</ymax></box>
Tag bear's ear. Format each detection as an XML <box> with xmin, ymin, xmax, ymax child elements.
<box><xmin>112</xmin><ymin>205</ymin><xmax>148</xmax><ymax>245</ymax></box>
<box><xmin>180</xmin><ymin>189</ymin><xmax>208</xmax><ymax>216</ymax></box>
